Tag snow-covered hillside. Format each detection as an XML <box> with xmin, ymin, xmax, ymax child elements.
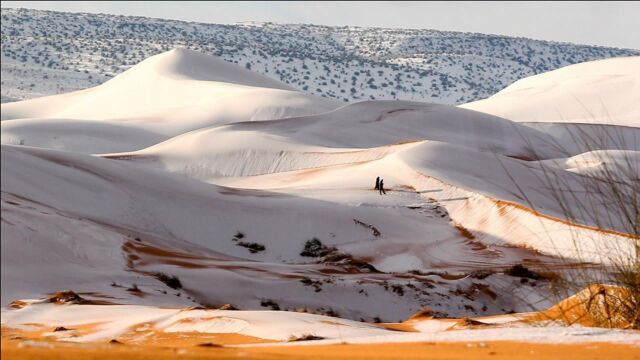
<box><xmin>2</xmin><ymin>7</ymin><xmax>638</xmax><ymax>104</ymax></box>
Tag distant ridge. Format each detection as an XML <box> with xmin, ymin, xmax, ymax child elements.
<box><xmin>2</xmin><ymin>7</ymin><xmax>638</xmax><ymax>104</ymax></box>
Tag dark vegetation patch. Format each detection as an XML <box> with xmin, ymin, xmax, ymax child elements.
<box><xmin>300</xmin><ymin>238</ymin><xmax>380</xmax><ymax>273</ymax></box>
<box><xmin>260</xmin><ymin>299</ymin><xmax>280</xmax><ymax>310</ymax></box>
<box><xmin>391</xmin><ymin>284</ymin><xmax>405</xmax><ymax>296</ymax></box>
<box><xmin>232</xmin><ymin>232</ymin><xmax>265</xmax><ymax>253</ymax></box>
<box><xmin>300</xmin><ymin>277</ymin><xmax>323</xmax><ymax>292</ymax></box>
<box><xmin>322</xmin><ymin>308</ymin><xmax>341</xmax><ymax>318</ymax></box>
<box><xmin>287</xmin><ymin>306</ymin><xmax>340</xmax><ymax>318</ymax></box>
<box><xmin>300</xmin><ymin>238</ymin><xmax>335</xmax><ymax>257</ymax></box>
<box><xmin>504</xmin><ymin>264</ymin><xmax>542</xmax><ymax>280</ymax></box>
<box><xmin>236</xmin><ymin>242</ymin><xmax>266</xmax><ymax>253</ymax></box>
<box><xmin>153</xmin><ymin>272</ymin><xmax>182</xmax><ymax>290</ymax></box>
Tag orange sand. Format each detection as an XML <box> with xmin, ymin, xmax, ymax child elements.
<box><xmin>4</xmin><ymin>322</ymin><xmax>639</xmax><ymax>360</ymax></box>
<box><xmin>3</xmin><ymin>338</ymin><xmax>639</xmax><ymax>360</ymax></box>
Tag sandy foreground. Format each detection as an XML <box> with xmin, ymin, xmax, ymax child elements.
<box><xmin>2</xmin><ymin>337</ymin><xmax>639</xmax><ymax>360</ymax></box>
<box><xmin>3</xmin><ymin>318</ymin><xmax>640</xmax><ymax>360</ymax></box>
<box><xmin>3</xmin><ymin>291</ymin><xmax>640</xmax><ymax>360</ymax></box>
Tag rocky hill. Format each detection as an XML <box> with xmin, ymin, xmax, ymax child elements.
<box><xmin>1</xmin><ymin>7</ymin><xmax>638</xmax><ymax>103</ymax></box>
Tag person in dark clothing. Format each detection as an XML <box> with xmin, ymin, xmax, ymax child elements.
<box><xmin>379</xmin><ymin>179</ymin><xmax>386</xmax><ymax>195</ymax></box>
<box><xmin>375</xmin><ymin>176</ymin><xmax>380</xmax><ymax>190</ymax></box>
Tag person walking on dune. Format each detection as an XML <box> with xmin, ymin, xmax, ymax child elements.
<box><xmin>379</xmin><ymin>179</ymin><xmax>386</xmax><ymax>195</ymax></box>
<box><xmin>375</xmin><ymin>176</ymin><xmax>380</xmax><ymax>190</ymax></box>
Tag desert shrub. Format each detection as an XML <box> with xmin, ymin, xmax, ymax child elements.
<box><xmin>504</xmin><ymin>264</ymin><xmax>541</xmax><ymax>280</ymax></box>
<box><xmin>391</xmin><ymin>284</ymin><xmax>405</xmax><ymax>296</ymax></box>
<box><xmin>300</xmin><ymin>238</ymin><xmax>335</xmax><ymax>257</ymax></box>
<box><xmin>154</xmin><ymin>272</ymin><xmax>182</xmax><ymax>290</ymax></box>
<box><xmin>231</xmin><ymin>232</ymin><xmax>265</xmax><ymax>253</ymax></box>
<box><xmin>236</xmin><ymin>241</ymin><xmax>265</xmax><ymax>253</ymax></box>
<box><xmin>299</xmin><ymin>277</ymin><xmax>323</xmax><ymax>292</ymax></box>
<box><xmin>260</xmin><ymin>299</ymin><xmax>280</xmax><ymax>310</ymax></box>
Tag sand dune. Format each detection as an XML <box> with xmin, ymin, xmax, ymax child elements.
<box><xmin>1</xmin><ymin>49</ymin><xmax>339</xmax><ymax>153</ymax></box>
<box><xmin>1</xmin><ymin>50</ymin><xmax>638</xmax><ymax>355</ymax></box>
<box><xmin>461</xmin><ymin>57</ymin><xmax>640</xmax><ymax>127</ymax></box>
<box><xmin>2</xmin><ymin>295</ymin><xmax>639</xmax><ymax>347</ymax></box>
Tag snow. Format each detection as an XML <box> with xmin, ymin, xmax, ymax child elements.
<box><xmin>3</xmin><ymin>8</ymin><xmax>638</xmax><ymax>105</ymax></box>
<box><xmin>520</xmin><ymin>122</ymin><xmax>640</xmax><ymax>155</ymax></box>
<box><xmin>107</xmin><ymin>99</ymin><xmax>566</xmax><ymax>185</ymax></box>
<box><xmin>260</xmin><ymin>325</ymin><xmax>640</xmax><ymax>346</ymax></box>
<box><xmin>0</xmin><ymin>118</ymin><xmax>167</xmax><ymax>153</ymax></box>
<box><xmin>1</xmin><ymin>193</ymin><xmax>130</xmax><ymax>304</ymax></box>
<box><xmin>101</xmin><ymin>92</ymin><xmax>633</xmax><ymax>266</ymax></box>
<box><xmin>2</xmin><ymin>303</ymin><xmax>639</xmax><ymax>345</ymax></box>
<box><xmin>1</xmin><ymin>48</ymin><xmax>637</xmax><ymax>334</ymax></box>
<box><xmin>461</xmin><ymin>57</ymin><xmax>640</xmax><ymax>127</ymax></box>
<box><xmin>1</xmin><ymin>49</ymin><xmax>339</xmax><ymax>153</ymax></box>
<box><xmin>2</xmin><ymin>144</ymin><xmax>508</xmax><ymax>320</ymax></box>
<box><xmin>1</xmin><ymin>303</ymin><xmax>390</xmax><ymax>342</ymax></box>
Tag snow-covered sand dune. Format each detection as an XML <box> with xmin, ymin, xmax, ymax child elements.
<box><xmin>461</xmin><ymin>56</ymin><xmax>640</xmax><ymax>127</ymax></box>
<box><xmin>521</xmin><ymin>122</ymin><xmax>640</xmax><ymax>155</ymax></box>
<box><xmin>1</xmin><ymin>49</ymin><xmax>339</xmax><ymax>153</ymax></box>
<box><xmin>1</xmin><ymin>51</ymin><xmax>637</xmax><ymax>330</ymax></box>
<box><xmin>3</xmin><ymin>300</ymin><xmax>639</xmax><ymax>346</ymax></box>
<box><xmin>2</xmin><ymin>144</ymin><xmax>556</xmax><ymax>320</ymax></box>
<box><xmin>101</xmin><ymin>96</ymin><xmax>634</xmax><ymax>264</ymax></box>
